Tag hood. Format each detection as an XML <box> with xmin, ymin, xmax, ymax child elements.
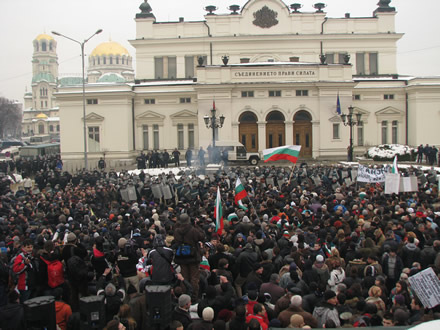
<box><xmin>55</xmin><ymin>301</ymin><xmax>69</xmax><ymax>313</ymax></box>
<box><xmin>405</xmin><ymin>243</ymin><xmax>417</xmax><ymax>251</ymax></box>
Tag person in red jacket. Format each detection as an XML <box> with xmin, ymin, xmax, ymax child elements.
<box><xmin>245</xmin><ymin>303</ymin><xmax>268</xmax><ymax>330</ymax></box>
<box><xmin>54</xmin><ymin>287</ymin><xmax>72</xmax><ymax>330</ymax></box>
<box><xmin>12</xmin><ymin>239</ymin><xmax>35</xmax><ymax>303</ymax></box>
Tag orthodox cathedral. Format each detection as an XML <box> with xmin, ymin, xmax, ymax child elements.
<box><xmin>39</xmin><ymin>0</ymin><xmax>439</xmax><ymax>170</ymax></box>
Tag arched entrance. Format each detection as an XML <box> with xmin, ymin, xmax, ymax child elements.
<box><xmin>266</xmin><ymin>111</ymin><xmax>285</xmax><ymax>149</ymax></box>
<box><xmin>293</xmin><ymin>110</ymin><xmax>312</xmax><ymax>157</ymax></box>
<box><xmin>239</xmin><ymin>111</ymin><xmax>258</xmax><ymax>152</ymax></box>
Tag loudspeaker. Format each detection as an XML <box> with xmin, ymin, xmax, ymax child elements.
<box><xmin>24</xmin><ymin>296</ymin><xmax>56</xmax><ymax>330</ymax></box>
<box><xmin>80</xmin><ymin>295</ymin><xmax>106</xmax><ymax>330</ymax></box>
<box><xmin>145</xmin><ymin>285</ymin><xmax>172</xmax><ymax>330</ymax></box>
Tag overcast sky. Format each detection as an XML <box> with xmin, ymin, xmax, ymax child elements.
<box><xmin>1</xmin><ymin>0</ymin><xmax>439</xmax><ymax>103</ymax></box>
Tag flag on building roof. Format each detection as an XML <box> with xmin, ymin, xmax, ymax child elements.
<box><xmin>263</xmin><ymin>145</ymin><xmax>301</xmax><ymax>164</ymax></box>
<box><xmin>336</xmin><ymin>93</ymin><xmax>341</xmax><ymax>115</ymax></box>
<box><xmin>215</xmin><ymin>186</ymin><xmax>223</xmax><ymax>235</ymax></box>
<box><xmin>234</xmin><ymin>177</ymin><xmax>248</xmax><ymax>211</ymax></box>
<box><xmin>392</xmin><ymin>155</ymin><xmax>399</xmax><ymax>174</ymax></box>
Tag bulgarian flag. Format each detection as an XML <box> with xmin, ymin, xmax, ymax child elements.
<box><xmin>215</xmin><ymin>186</ymin><xmax>223</xmax><ymax>235</ymax></box>
<box><xmin>263</xmin><ymin>145</ymin><xmax>301</xmax><ymax>163</ymax></box>
<box><xmin>234</xmin><ymin>177</ymin><xmax>248</xmax><ymax>211</ymax></box>
<box><xmin>392</xmin><ymin>155</ymin><xmax>399</xmax><ymax>174</ymax></box>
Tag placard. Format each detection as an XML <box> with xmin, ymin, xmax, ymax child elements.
<box><xmin>357</xmin><ymin>165</ymin><xmax>389</xmax><ymax>183</ymax></box>
<box><xmin>408</xmin><ymin>267</ymin><xmax>440</xmax><ymax>309</ymax></box>
<box><xmin>385</xmin><ymin>173</ymin><xmax>400</xmax><ymax>195</ymax></box>
<box><xmin>399</xmin><ymin>176</ymin><xmax>418</xmax><ymax>192</ymax></box>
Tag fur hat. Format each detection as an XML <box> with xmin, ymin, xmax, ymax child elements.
<box><xmin>67</xmin><ymin>232</ymin><xmax>77</xmax><ymax>243</ymax></box>
<box><xmin>179</xmin><ymin>213</ymin><xmax>190</xmax><ymax>224</ymax></box>
<box><xmin>118</xmin><ymin>237</ymin><xmax>127</xmax><ymax>249</ymax></box>
<box><xmin>202</xmin><ymin>307</ymin><xmax>215</xmax><ymax>322</ymax></box>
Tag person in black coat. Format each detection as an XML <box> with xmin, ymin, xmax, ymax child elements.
<box><xmin>172</xmin><ymin>294</ymin><xmax>193</xmax><ymax>330</ymax></box>
<box><xmin>0</xmin><ymin>290</ymin><xmax>25</xmax><ymax>330</ymax></box>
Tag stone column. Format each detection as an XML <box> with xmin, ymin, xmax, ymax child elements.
<box><xmin>285</xmin><ymin>120</ymin><xmax>294</xmax><ymax>145</ymax></box>
<box><xmin>257</xmin><ymin>121</ymin><xmax>266</xmax><ymax>151</ymax></box>
<box><xmin>311</xmin><ymin>120</ymin><xmax>320</xmax><ymax>159</ymax></box>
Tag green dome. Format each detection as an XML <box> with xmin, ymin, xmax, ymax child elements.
<box><xmin>32</xmin><ymin>72</ymin><xmax>55</xmax><ymax>83</ymax></box>
<box><xmin>97</xmin><ymin>73</ymin><xmax>126</xmax><ymax>83</ymax></box>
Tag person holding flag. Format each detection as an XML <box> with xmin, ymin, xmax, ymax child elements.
<box><xmin>234</xmin><ymin>177</ymin><xmax>248</xmax><ymax>211</ymax></box>
<box><xmin>215</xmin><ymin>186</ymin><xmax>224</xmax><ymax>236</ymax></box>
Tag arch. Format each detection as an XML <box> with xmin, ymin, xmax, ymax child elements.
<box><xmin>239</xmin><ymin>111</ymin><xmax>258</xmax><ymax>152</ymax></box>
<box><xmin>266</xmin><ymin>110</ymin><xmax>285</xmax><ymax>148</ymax></box>
<box><xmin>293</xmin><ymin>110</ymin><xmax>312</xmax><ymax>157</ymax></box>
<box><xmin>41</xmin><ymin>42</ymin><xmax>47</xmax><ymax>52</ymax></box>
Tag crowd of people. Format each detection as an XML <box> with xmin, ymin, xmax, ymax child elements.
<box><xmin>0</xmin><ymin>161</ymin><xmax>439</xmax><ymax>329</ymax></box>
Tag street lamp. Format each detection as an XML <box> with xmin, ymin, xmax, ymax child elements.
<box><xmin>340</xmin><ymin>105</ymin><xmax>362</xmax><ymax>162</ymax></box>
<box><xmin>203</xmin><ymin>105</ymin><xmax>225</xmax><ymax>148</ymax></box>
<box><xmin>52</xmin><ymin>29</ymin><xmax>103</xmax><ymax>170</ymax></box>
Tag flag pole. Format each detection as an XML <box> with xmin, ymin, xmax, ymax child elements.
<box><xmin>288</xmin><ymin>165</ymin><xmax>296</xmax><ymax>185</ymax></box>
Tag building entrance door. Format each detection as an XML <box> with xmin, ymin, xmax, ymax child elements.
<box><xmin>239</xmin><ymin>111</ymin><xmax>258</xmax><ymax>152</ymax></box>
<box><xmin>265</xmin><ymin>111</ymin><xmax>285</xmax><ymax>149</ymax></box>
<box><xmin>293</xmin><ymin>111</ymin><xmax>313</xmax><ymax>157</ymax></box>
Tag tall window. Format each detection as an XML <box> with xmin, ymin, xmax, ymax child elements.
<box><xmin>369</xmin><ymin>52</ymin><xmax>378</xmax><ymax>75</ymax></box>
<box><xmin>142</xmin><ymin>125</ymin><xmax>149</xmax><ymax>150</ymax></box>
<box><xmin>177</xmin><ymin>124</ymin><xmax>184</xmax><ymax>150</ymax></box>
<box><xmin>38</xmin><ymin>124</ymin><xmax>45</xmax><ymax>134</ymax></box>
<box><xmin>103</xmin><ymin>57</ymin><xmax>106</xmax><ymax>65</ymax></box>
<box><xmin>356</xmin><ymin>53</ymin><xmax>365</xmax><ymax>75</ymax></box>
<box><xmin>392</xmin><ymin>120</ymin><xmax>398</xmax><ymax>144</ymax></box>
<box><xmin>333</xmin><ymin>123</ymin><xmax>340</xmax><ymax>139</ymax></box>
<box><xmin>381</xmin><ymin>121</ymin><xmax>388</xmax><ymax>144</ymax></box>
<box><xmin>88</xmin><ymin>126</ymin><xmax>100</xmax><ymax>152</ymax></box>
<box><xmin>42</xmin><ymin>42</ymin><xmax>47</xmax><ymax>51</ymax></box>
<box><xmin>56</xmin><ymin>125</ymin><xmax>60</xmax><ymax>132</ymax></box>
<box><xmin>155</xmin><ymin>57</ymin><xmax>164</xmax><ymax>79</ymax></box>
<box><xmin>188</xmin><ymin>124</ymin><xmax>195</xmax><ymax>149</ymax></box>
<box><xmin>357</xmin><ymin>121</ymin><xmax>364</xmax><ymax>146</ymax></box>
<box><xmin>168</xmin><ymin>56</ymin><xmax>177</xmax><ymax>79</ymax></box>
<box><xmin>110</xmin><ymin>57</ymin><xmax>113</xmax><ymax>64</ymax></box>
<box><xmin>116</xmin><ymin>57</ymin><xmax>119</xmax><ymax>64</ymax></box>
<box><xmin>153</xmin><ymin>124</ymin><xmax>159</xmax><ymax>149</ymax></box>
<box><xmin>185</xmin><ymin>56</ymin><xmax>195</xmax><ymax>78</ymax></box>
<box><xmin>49</xmin><ymin>125</ymin><xmax>54</xmax><ymax>133</ymax></box>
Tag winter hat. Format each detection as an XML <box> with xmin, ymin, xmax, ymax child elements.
<box><xmin>202</xmin><ymin>307</ymin><xmax>215</xmax><ymax>322</ymax></box>
<box><xmin>67</xmin><ymin>232</ymin><xmax>77</xmax><ymax>243</ymax></box>
<box><xmin>242</xmin><ymin>216</ymin><xmax>250</xmax><ymax>223</ymax></box>
<box><xmin>118</xmin><ymin>237</ymin><xmax>127</xmax><ymax>249</ymax></box>
<box><xmin>324</xmin><ymin>290</ymin><xmax>336</xmax><ymax>301</ymax></box>
<box><xmin>179</xmin><ymin>213</ymin><xmax>190</xmax><ymax>224</ymax></box>
<box><xmin>178</xmin><ymin>294</ymin><xmax>191</xmax><ymax>307</ymax></box>
<box><xmin>316</xmin><ymin>255</ymin><xmax>324</xmax><ymax>263</ymax></box>
<box><xmin>248</xmin><ymin>290</ymin><xmax>258</xmax><ymax>301</ymax></box>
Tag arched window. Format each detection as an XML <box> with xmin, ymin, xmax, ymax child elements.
<box><xmin>122</xmin><ymin>57</ymin><xmax>125</xmax><ymax>65</ymax></box>
<box><xmin>42</xmin><ymin>42</ymin><xmax>47</xmax><ymax>51</ymax></box>
<box><xmin>56</xmin><ymin>125</ymin><xmax>60</xmax><ymax>132</ymax></box>
<box><xmin>116</xmin><ymin>57</ymin><xmax>119</xmax><ymax>64</ymax></box>
<box><xmin>49</xmin><ymin>125</ymin><xmax>54</xmax><ymax>132</ymax></box>
<box><xmin>35</xmin><ymin>42</ymin><xmax>39</xmax><ymax>51</ymax></box>
<box><xmin>103</xmin><ymin>57</ymin><xmax>106</xmax><ymax>65</ymax></box>
<box><xmin>110</xmin><ymin>57</ymin><xmax>113</xmax><ymax>64</ymax></box>
<box><xmin>266</xmin><ymin>111</ymin><xmax>285</xmax><ymax>122</ymax></box>
<box><xmin>97</xmin><ymin>58</ymin><xmax>100</xmax><ymax>65</ymax></box>
<box><xmin>38</xmin><ymin>123</ymin><xmax>45</xmax><ymax>134</ymax></box>
<box><xmin>49</xmin><ymin>42</ymin><xmax>53</xmax><ymax>51</ymax></box>
<box><xmin>294</xmin><ymin>110</ymin><xmax>312</xmax><ymax>122</ymax></box>
<box><xmin>239</xmin><ymin>112</ymin><xmax>257</xmax><ymax>123</ymax></box>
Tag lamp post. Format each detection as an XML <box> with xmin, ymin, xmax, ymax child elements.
<box><xmin>203</xmin><ymin>105</ymin><xmax>225</xmax><ymax>148</ymax></box>
<box><xmin>340</xmin><ymin>105</ymin><xmax>362</xmax><ymax>162</ymax></box>
<box><xmin>52</xmin><ymin>29</ymin><xmax>103</xmax><ymax>170</ymax></box>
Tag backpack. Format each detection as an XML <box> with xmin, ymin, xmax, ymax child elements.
<box><xmin>67</xmin><ymin>246</ymin><xmax>88</xmax><ymax>282</ymax></box>
<box><xmin>40</xmin><ymin>256</ymin><xmax>64</xmax><ymax>288</ymax></box>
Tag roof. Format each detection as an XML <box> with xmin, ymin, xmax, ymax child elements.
<box><xmin>35</xmin><ymin>33</ymin><xmax>54</xmax><ymax>41</ymax></box>
<box><xmin>91</xmin><ymin>41</ymin><xmax>130</xmax><ymax>57</ymax></box>
<box><xmin>32</xmin><ymin>72</ymin><xmax>56</xmax><ymax>83</ymax></box>
<box><xmin>97</xmin><ymin>72</ymin><xmax>126</xmax><ymax>83</ymax></box>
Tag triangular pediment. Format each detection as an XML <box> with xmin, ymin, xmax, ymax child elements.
<box><xmin>329</xmin><ymin>115</ymin><xmax>342</xmax><ymax>123</ymax></box>
<box><xmin>375</xmin><ymin>107</ymin><xmax>404</xmax><ymax>116</ymax></box>
<box><xmin>170</xmin><ymin>109</ymin><xmax>197</xmax><ymax>120</ymax></box>
<box><xmin>83</xmin><ymin>112</ymin><xmax>104</xmax><ymax>121</ymax></box>
<box><xmin>136</xmin><ymin>110</ymin><xmax>165</xmax><ymax>121</ymax></box>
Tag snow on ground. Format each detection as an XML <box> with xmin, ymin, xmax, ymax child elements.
<box><xmin>367</xmin><ymin>144</ymin><xmax>415</xmax><ymax>158</ymax></box>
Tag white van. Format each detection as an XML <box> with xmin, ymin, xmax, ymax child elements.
<box><xmin>214</xmin><ymin>141</ymin><xmax>261</xmax><ymax>165</ymax></box>
<box><xmin>0</xmin><ymin>147</ymin><xmax>20</xmax><ymax>161</ymax></box>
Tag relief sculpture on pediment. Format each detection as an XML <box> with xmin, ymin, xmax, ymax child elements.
<box><xmin>253</xmin><ymin>6</ymin><xmax>279</xmax><ymax>29</ymax></box>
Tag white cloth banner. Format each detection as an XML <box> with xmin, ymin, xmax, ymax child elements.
<box><xmin>399</xmin><ymin>176</ymin><xmax>418</xmax><ymax>192</ymax></box>
<box><xmin>357</xmin><ymin>165</ymin><xmax>389</xmax><ymax>183</ymax></box>
<box><xmin>408</xmin><ymin>267</ymin><xmax>440</xmax><ymax>309</ymax></box>
<box><xmin>385</xmin><ymin>173</ymin><xmax>400</xmax><ymax>194</ymax></box>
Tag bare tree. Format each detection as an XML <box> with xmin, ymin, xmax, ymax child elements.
<box><xmin>0</xmin><ymin>97</ymin><xmax>22</xmax><ymax>139</ymax></box>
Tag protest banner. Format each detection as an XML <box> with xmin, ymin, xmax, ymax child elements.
<box><xmin>385</xmin><ymin>173</ymin><xmax>400</xmax><ymax>194</ymax></box>
<box><xmin>357</xmin><ymin>164</ymin><xmax>389</xmax><ymax>183</ymax></box>
<box><xmin>408</xmin><ymin>267</ymin><xmax>440</xmax><ymax>309</ymax></box>
<box><xmin>399</xmin><ymin>176</ymin><xmax>418</xmax><ymax>192</ymax></box>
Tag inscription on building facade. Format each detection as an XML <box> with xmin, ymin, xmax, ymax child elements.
<box><xmin>234</xmin><ymin>70</ymin><xmax>317</xmax><ymax>78</ymax></box>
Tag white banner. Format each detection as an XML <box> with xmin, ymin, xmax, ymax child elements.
<box><xmin>385</xmin><ymin>173</ymin><xmax>400</xmax><ymax>194</ymax></box>
<box><xmin>357</xmin><ymin>165</ymin><xmax>389</xmax><ymax>183</ymax></box>
<box><xmin>408</xmin><ymin>267</ymin><xmax>440</xmax><ymax>309</ymax></box>
<box><xmin>399</xmin><ymin>176</ymin><xmax>418</xmax><ymax>192</ymax></box>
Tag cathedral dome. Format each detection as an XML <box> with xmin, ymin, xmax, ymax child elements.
<box><xmin>90</xmin><ymin>41</ymin><xmax>130</xmax><ymax>57</ymax></box>
<box><xmin>36</xmin><ymin>113</ymin><xmax>48</xmax><ymax>119</ymax></box>
<box><xmin>35</xmin><ymin>34</ymin><xmax>54</xmax><ymax>41</ymax></box>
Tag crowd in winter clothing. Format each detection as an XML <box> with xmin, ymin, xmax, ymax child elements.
<box><xmin>0</xmin><ymin>163</ymin><xmax>439</xmax><ymax>329</ymax></box>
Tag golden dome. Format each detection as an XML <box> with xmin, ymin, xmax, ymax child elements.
<box><xmin>36</xmin><ymin>113</ymin><xmax>48</xmax><ymax>119</ymax></box>
<box><xmin>36</xmin><ymin>34</ymin><xmax>54</xmax><ymax>41</ymax></box>
<box><xmin>90</xmin><ymin>41</ymin><xmax>130</xmax><ymax>57</ymax></box>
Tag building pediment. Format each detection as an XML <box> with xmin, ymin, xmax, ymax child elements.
<box><xmin>328</xmin><ymin>115</ymin><xmax>342</xmax><ymax>123</ymax></box>
<box><xmin>375</xmin><ymin>107</ymin><xmax>404</xmax><ymax>116</ymax></box>
<box><xmin>170</xmin><ymin>110</ymin><xmax>197</xmax><ymax>120</ymax></box>
<box><xmin>83</xmin><ymin>112</ymin><xmax>104</xmax><ymax>122</ymax></box>
<box><xmin>136</xmin><ymin>110</ymin><xmax>165</xmax><ymax>121</ymax></box>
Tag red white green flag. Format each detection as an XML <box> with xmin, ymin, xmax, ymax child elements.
<box><xmin>234</xmin><ymin>177</ymin><xmax>248</xmax><ymax>211</ymax></box>
<box><xmin>263</xmin><ymin>145</ymin><xmax>301</xmax><ymax>163</ymax></box>
<box><xmin>215</xmin><ymin>186</ymin><xmax>223</xmax><ymax>235</ymax></box>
